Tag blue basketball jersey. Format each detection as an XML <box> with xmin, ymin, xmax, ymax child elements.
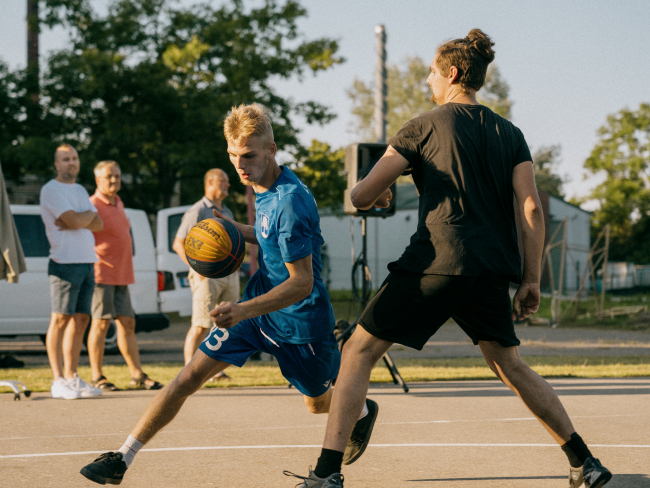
<box><xmin>242</xmin><ymin>166</ymin><xmax>335</xmax><ymax>344</ymax></box>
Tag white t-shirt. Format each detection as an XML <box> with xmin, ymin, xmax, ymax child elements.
<box><xmin>40</xmin><ymin>179</ymin><xmax>98</xmax><ymax>264</ymax></box>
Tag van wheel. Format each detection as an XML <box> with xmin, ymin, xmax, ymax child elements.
<box><xmin>83</xmin><ymin>320</ymin><xmax>120</xmax><ymax>355</ymax></box>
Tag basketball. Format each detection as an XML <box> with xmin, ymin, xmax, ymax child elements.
<box><xmin>184</xmin><ymin>218</ymin><xmax>245</xmax><ymax>278</ymax></box>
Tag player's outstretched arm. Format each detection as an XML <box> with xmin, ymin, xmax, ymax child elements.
<box><xmin>212</xmin><ymin>208</ymin><xmax>258</xmax><ymax>245</ymax></box>
<box><xmin>210</xmin><ymin>254</ymin><xmax>313</xmax><ymax>328</ymax></box>
<box><xmin>350</xmin><ymin>145</ymin><xmax>409</xmax><ymax>210</ymax></box>
<box><xmin>512</xmin><ymin>161</ymin><xmax>545</xmax><ymax>320</ymax></box>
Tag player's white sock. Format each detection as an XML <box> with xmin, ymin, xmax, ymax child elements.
<box><xmin>118</xmin><ymin>435</ymin><xmax>143</xmax><ymax>468</ymax></box>
<box><xmin>358</xmin><ymin>400</ymin><xmax>369</xmax><ymax>420</ymax></box>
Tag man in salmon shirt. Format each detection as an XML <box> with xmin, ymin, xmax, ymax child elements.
<box><xmin>88</xmin><ymin>160</ymin><xmax>163</xmax><ymax>391</ymax></box>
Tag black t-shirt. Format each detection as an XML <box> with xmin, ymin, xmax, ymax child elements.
<box><xmin>387</xmin><ymin>103</ymin><xmax>532</xmax><ymax>282</ymax></box>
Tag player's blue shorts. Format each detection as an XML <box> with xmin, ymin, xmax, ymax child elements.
<box><xmin>198</xmin><ymin>317</ymin><xmax>340</xmax><ymax>398</ymax></box>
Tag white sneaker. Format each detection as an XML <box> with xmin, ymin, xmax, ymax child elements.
<box><xmin>68</xmin><ymin>374</ymin><xmax>103</xmax><ymax>397</ymax></box>
<box><xmin>51</xmin><ymin>377</ymin><xmax>81</xmax><ymax>400</ymax></box>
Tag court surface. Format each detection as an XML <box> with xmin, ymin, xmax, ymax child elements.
<box><xmin>1</xmin><ymin>378</ymin><xmax>649</xmax><ymax>487</ymax></box>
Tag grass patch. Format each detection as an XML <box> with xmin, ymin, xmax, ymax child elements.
<box><xmin>2</xmin><ymin>356</ymin><xmax>649</xmax><ymax>394</ymax></box>
<box><xmin>536</xmin><ymin>293</ymin><xmax>650</xmax><ymax>330</ymax></box>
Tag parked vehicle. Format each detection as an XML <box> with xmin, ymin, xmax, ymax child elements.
<box><xmin>0</xmin><ymin>205</ymin><xmax>182</xmax><ymax>353</ymax></box>
<box><xmin>156</xmin><ymin>205</ymin><xmax>193</xmax><ymax>317</ymax></box>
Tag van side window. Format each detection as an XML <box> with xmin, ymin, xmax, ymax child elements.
<box><xmin>167</xmin><ymin>213</ymin><xmax>183</xmax><ymax>252</ymax></box>
<box><xmin>13</xmin><ymin>215</ymin><xmax>50</xmax><ymax>257</ymax></box>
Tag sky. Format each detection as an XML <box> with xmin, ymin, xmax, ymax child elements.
<box><xmin>1</xmin><ymin>0</ymin><xmax>649</xmax><ymax>205</ymax></box>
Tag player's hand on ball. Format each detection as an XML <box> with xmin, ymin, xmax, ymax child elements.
<box><xmin>210</xmin><ymin>301</ymin><xmax>243</xmax><ymax>329</ymax></box>
<box><xmin>212</xmin><ymin>208</ymin><xmax>236</xmax><ymax>225</ymax></box>
<box><xmin>374</xmin><ymin>188</ymin><xmax>393</xmax><ymax>208</ymax></box>
<box><xmin>512</xmin><ymin>282</ymin><xmax>540</xmax><ymax>321</ymax></box>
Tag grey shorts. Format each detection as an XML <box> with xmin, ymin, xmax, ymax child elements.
<box><xmin>91</xmin><ymin>284</ymin><xmax>135</xmax><ymax>319</ymax></box>
<box><xmin>48</xmin><ymin>260</ymin><xmax>95</xmax><ymax>316</ymax></box>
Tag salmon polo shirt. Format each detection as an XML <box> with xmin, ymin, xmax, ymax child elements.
<box><xmin>89</xmin><ymin>190</ymin><xmax>135</xmax><ymax>286</ymax></box>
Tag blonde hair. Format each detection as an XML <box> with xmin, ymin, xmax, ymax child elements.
<box><xmin>94</xmin><ymin>160</ymin><xmax>121</xmax><ymax>177</ymax></box>
<box><xmin>204</xmin><ymin>168</ymin><xmax>227</xmax><ymax>188</ymax></box>
<box><xmin>223</xmin><ymin>103</ymin><xmax>274</xmax><ymax>145</ymax></box>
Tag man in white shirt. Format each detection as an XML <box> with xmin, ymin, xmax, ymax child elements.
<box><xmin>40</xmin><ymin>144</ymin><xmax>104</xmax><ymax>400</ymax></box>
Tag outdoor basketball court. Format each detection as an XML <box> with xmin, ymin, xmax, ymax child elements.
<box><xmin>1</xmin><ymin>378</ymin><xmax>649</xmax><ymax>487</ymax></box>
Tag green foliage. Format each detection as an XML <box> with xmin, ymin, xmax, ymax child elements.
<box><xmin>584</xmin><ymin>103</ymin><xmax>650</xmax><ymax>263</ymax></box>
<box><xmin>1</xmin><ymin>0</ymin><xmax>342</xmax><ymax>217</ymax></box>
<box><xmin>291</xmin><ymin>140</ymin><xmax>346</xmax><ymax>209</ymax></box>
<box><xmin>533</xmin><ymin>145</ymin><xmax>565</xmax><ymax>198</ymax></box>
<box><xmin>347</xmin><ymin>56</ymin><xmax>432</xmax><ymax>141</ymax></box>
<box><xmin>347</xmin><ymin>59</ymin><xmax>513</xmax><ymax>142</ymax></box>
<box><xmin>477</xmin><ymin>65</ymin><xmax>512</xmax><ymax>119</ymax></box>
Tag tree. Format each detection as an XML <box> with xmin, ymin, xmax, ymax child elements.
<box><xmin>1</xmin><ymin>0</ymin><xmax>342</xmax><ymax>217</ymax></box>
<box><xmin>533</xmin><ymin>145</ymin><xmax>565</xmax><ymax>198</ymax></box>
<box><xmin>584</xmin><ymin>103</ymin><xmax>650</xmax><ymax>263</ymax></box>
<box><xmin>347</xmin><ymin>57</ymin><xmax>512</xmax><ymax>141</ymax></box>
<box><xmin>291</xmin><ymin>140</ymin><xmax>345</xmax><ymax>209</ymax></box>
<box><xmin>478</xmin><ymin>65</ymin><xmax>511</xmax><ymax>119</ymax></box>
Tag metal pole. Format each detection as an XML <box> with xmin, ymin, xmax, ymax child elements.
<box><xmin>556</xmin><ymin>218</ymin><xmax>568</xmax><ymax>324</ymax></box>
<box><xmin>361</xmin><ymin>217</ymin><xmax>368</xmax><ymax>301</ymax></box>
<box><xmin>599</xmin><ymin>224</ymin><xmax>610</xmax><ymax>320</ymax></box>
<box><xmin>374</xmin><ymin>25</ymin><xmax>387</xmax><ymax>144</ymax></box>
<box><xmin>26</xmin><ymin>0</ymin><xmax>39</xmax><ymax>119</ymax></box>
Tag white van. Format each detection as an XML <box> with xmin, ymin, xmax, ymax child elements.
<box><xmin>156</xmin><ymin>205</ymin><xmax>193</xmax><ymax>317</ymax></box>
<box><xmin>0</xmin><ymin>205</ymin><xmax>193</xmax><ymax>352</ymax></box>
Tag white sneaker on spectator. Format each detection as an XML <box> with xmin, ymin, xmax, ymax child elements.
<box><xmin>51</xmin><ymin>377</ymin><xmax>81</xmax><ymax>400</ymax></box>
<box><xmin>68</xmin><ymin>374</ymin><xmax>103</xmax><ymax>397</ymax></box>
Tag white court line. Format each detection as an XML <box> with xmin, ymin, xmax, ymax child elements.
<box><xmin>2</xmin><ymin>413</ymin><xmax>648</xmax><ymax>441</ymax></box>
<box><xmin>2</xmin><ymin>443</ymin><xmax>650</xmax><ymax>460</ymax></box>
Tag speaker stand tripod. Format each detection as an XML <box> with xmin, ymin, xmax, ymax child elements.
<box><xmin>337</xmin><ymin>216</ymin><xmax>409</xmax><ymax>393</ymax></box>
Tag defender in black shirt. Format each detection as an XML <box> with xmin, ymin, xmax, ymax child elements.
<box><xmin>289</xmin><ymin>29</ymin><xmax>612</xmax><ymax>488</ymax></box>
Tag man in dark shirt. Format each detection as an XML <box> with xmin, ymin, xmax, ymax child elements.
<box><xmin>290</xmin><ymin>30</ymin><xmax>611</xmax><ymax>488</ymax></box>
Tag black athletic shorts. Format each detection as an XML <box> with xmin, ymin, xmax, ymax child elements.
<box><xmin>358</xmin><ymin>272</ymin><xmax>520</xmax><ymax>350</ymax></box>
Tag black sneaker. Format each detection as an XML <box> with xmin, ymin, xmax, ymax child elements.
<box><xmin>342</xmin><ymin>399</ymin><xmax>378</xmax><ymax>465</ymax></box>
<box><xmin>569</xmin><ymin>456</ymin><xmax>612</xmax><ymax>488</ymax></box>
<box><xmin>80</xmin><ymin>452</ymin><xmax>127</xmax><ymax>485</ymax></box>
<box><xmin>284</xmin><ymin>468</ymin><xmax>344</xmax><ymax>487</ymax></box>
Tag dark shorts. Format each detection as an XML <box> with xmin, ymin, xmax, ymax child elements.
<box><xmin>92</xmin><ymin>284</ymin><xmax>135</xmax><ymax>319</ymax></box>
<box><xmin>48</xmin><ymin>260</ymin><xmax>95</xmax><ymax>316</ymax></box>
<box><xmin>199</xmin><ymin>318</ymin><xmax>340</xmax><ymax>398</ymax></box>
<box><xmin>358</xmin><ymin>272</ymin><xmax>520</xmax><ymax>350</ymax></box>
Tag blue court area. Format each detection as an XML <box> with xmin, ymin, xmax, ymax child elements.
<box><xmin>1</xmin><ymin>378</ymin><xmax>649</xmax><ymax>487</ymax></box>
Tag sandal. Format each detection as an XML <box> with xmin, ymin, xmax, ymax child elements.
<box><xmin>92</xmin><ymin>375</ymin><xmax>121</xmax><ymax>391</ymax></box>
<box><xmin>130</xmin><ymin>373</ymin><xmax>164</xmax><ymax>390</ymax></box>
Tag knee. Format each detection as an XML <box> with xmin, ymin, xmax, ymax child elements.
<box><xmin>187</xmin><ymin>326</ymin><xmax>206</xmax><ymax>340</ymax></box>
<box><xmin>51</xmin><ymin>314</ymin><xmax>71</xmax><ymax>330</ymax></box>
<box><xmin>343</xmin><ymin>333</ymin><xmax>384</xmax><ymax>365</ymax></box>
<box><xmin>488</xmin><ymin>356</ymin><xmax>527</xmax><ymax>382</ymax></box>
<box><xmin>304</xmin><ymin>397</ymin><xmax>329</xmax><ymax>414</ymax></box>
<box><xmin>91</xmin><ymin>319</ymin><xmax>111</xmax><ymax>334</ymax></box>
<box><xmin>116</xmin><ymin>317</ymin><xmax>136</xmax><ymax>334</ymax></box>
<box><xmin>174</xmin><ymin>367</ymin><xmax>205</xmax><ymax>395</ymax></box>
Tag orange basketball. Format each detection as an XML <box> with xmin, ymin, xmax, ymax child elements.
<box><xmin>184</xmin><ymin>218</ymin><xmax>245</xmax><ymax>278</ymax></box>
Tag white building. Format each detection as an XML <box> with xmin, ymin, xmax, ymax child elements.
<box><xmin>540</xmin><ymin>191</ymin><xmax>592</xmax><ymax>294</ymax></box>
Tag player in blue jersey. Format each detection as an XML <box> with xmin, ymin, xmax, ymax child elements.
<box><xmin>80</xmin><ymin>103</ymin><xmax>378</xmax><ymax>486</ymax></box>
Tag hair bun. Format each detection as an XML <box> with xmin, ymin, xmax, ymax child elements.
<box><xmin>465</xmin><ymin>28</ymin><xmax>495</xmax><ymax>62</ymax></box>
